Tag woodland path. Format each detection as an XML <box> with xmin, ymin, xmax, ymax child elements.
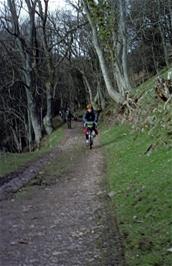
<box><xmin>0</xmin><ymin>122</ymin><xmax>125</xmax><ymax>266</ymax></box>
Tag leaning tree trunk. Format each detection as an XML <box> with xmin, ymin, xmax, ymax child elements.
<box><xmin>94</xmin><ymin>78</ymin><xmax>106</xmax><ymax>110</ymax></box>
<box><xmin>10</xmin><ymin>126</ymin><xmax>22</xmax><ymax>153</ymax></box>
<box><xmin>98</xmin><ymin>83</ymin><xmax>106</xmax><ymax>110</ymax></box>
<box><xmin>79</xmin><ymin>70</ymin><xmax>93</xmax><ymax>104</ymax></box>
<box><xmin>82</xmin><ymin>0</ymin><xmax>124</xmax><ymax>104</ymax></box>
<box><xmin>93</xmin><ymin>37</ymin><xmax>123</xmax><ymax>103</ymax></box>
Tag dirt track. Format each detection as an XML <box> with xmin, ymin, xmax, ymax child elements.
<box><xmin>0</xmin><ymin>122</ymin><xmax>125</xmax><ymax>266</ymax></box>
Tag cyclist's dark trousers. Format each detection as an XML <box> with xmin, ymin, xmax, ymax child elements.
<box><xmin>83</xmin><ymin>127</ymin><xmax>98</xmax><ymax>140</ymax></box>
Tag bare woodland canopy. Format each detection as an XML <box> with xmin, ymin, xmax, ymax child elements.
<box><xmin>0</xmin><ymin>0</ymin><xmax>172</xmax><ymax>152</ymax></box>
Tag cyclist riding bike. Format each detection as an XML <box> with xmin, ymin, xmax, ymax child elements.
<box><xmin>83</xmin><ymin>104</ymin><xmax>98</xmax><ymax>144</ymax></box>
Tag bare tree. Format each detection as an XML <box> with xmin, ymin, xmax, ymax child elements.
<box><xmin>81</xmin><ymin>0</ymin><xmax>124</xmax><ymax>104</ymax></box>
<box><xmin>112</xmin><ymin>0</ymin><xmax>132</xmax><ymax>95</ymax></box>
<box><xmin>37</xmin><ymin>0</ymin><xmax>54</xmax><ymax>135</ymax></box>
<box><xmin>3</xmin><ymin>0</ymin><xmax>42</xmax><ymax>147</ymax></box>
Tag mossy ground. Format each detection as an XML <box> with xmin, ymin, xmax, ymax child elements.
<box><xmin>101</xmin><ymin>124</ymin><xmax>172</xmax><ymax>265</ymax></box>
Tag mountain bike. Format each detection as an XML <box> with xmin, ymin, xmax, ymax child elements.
<box><xmin>86</xmin><ymin>122</ymin><xmax>96</xmax><ymax>149</ymax></box>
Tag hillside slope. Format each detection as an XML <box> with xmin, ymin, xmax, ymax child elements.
<box><xmin>101</xmin><ymin>68</ymin><xmax>172</xmax><ymax>265</ymax></box>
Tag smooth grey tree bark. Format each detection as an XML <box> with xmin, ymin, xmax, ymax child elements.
<box><xmin>79</xmin><ymin>69</ymin><xmax>93</xmax><ymax>104</ymax></box>
<box><xmin>38</xmin><ymin>0</ymin><xmax>53</xmax><ymax>135</ymax></box>
<box><xmin>112</xmin><ymin>0</ymin><xmax>132</xmax><ymax>95</ymax></box>
<box><xmin>82</xmin><ymin>0</ymin><xmax>124</xmax><ymax>104</ymax></box>
<box><xmin>94</xmin><ymin>78</ymin><xmax>106</xmax><ymax>110</ymax></box>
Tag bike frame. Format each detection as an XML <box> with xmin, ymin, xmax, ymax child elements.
<box><xmin>86</xmin><ymin>122</ymin><xmax>95</xmax><ymax>149</ymax></box>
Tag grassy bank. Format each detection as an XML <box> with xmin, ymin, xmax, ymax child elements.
<box><xmin>101</xmin><ymin>124</ymin><xmax>172</xmax><ymax>265</ymax></box>
<box><xmin>0</xmin><ymin>127</ymin><xmax>64</xmax><ymax>176</ymax></box>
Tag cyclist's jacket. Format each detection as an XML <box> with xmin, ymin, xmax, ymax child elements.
<box><xmin>83</xmin><ymin>110</ymin><xmax>97</xmax><ymax>123</ymax></box>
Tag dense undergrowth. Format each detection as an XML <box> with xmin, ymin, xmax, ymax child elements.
<box><xmin>101</xmin><ymin>67</ymin><xmax>172</xmax><ymax>265</ymax></box>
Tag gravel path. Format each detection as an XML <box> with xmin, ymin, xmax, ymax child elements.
<box><xmin>0</xmin><ymin>123</ymin><xmax>125</xmax><ymax>266</ymax></box>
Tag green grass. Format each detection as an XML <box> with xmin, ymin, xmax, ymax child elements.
<box><xmin>0</xmin><ymin>127</ymin><xmax>64</xmax><ymax>176</ymax></box>
<box><xmin>101</xmin><ymin>124</ymin><xmax>172</xmax><ymax>266</ymax></box>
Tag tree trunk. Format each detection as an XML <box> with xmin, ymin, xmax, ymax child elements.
<box><xmin>94</xmin><ymin>78</ymin><xmax>106</xmax><ymax>110</ymax></box>
<box><xmin>168</xmin><ymin>0</ymin><xmax>172</xmax><ymax>31</ymax></box>
<box><xmin>22</xmin><ymin>52</ymin><xmax>42</xmax><ymax>148</ymax></box>
<box><xmin>25</xmin><ymin>87</ymin><xmax>42</xmax><ymax>147</ymax></box>
<box><xmin>112</xmin><ymin>0</ymin><xmax>132</xmax><ymax>94</ymax></box>
<box><xmin>157</xmin><ymin>0</ymin><xmax>169</xmax><ymax>66</ymax></box>
<box><xmin>159</xmin><ymin>24</ymin><xmax>169</xmax><ymax>66</ymax></box>
<box><xmin>38</xmin><ymin>0</ymin><xmax>53</xmax><ymax>135</ymax></box>
<box><xmin>27</xmin><ymin>109</ymin><xmax>33</xmax><ymax>152</ymax></box>
<box><xmin>94</xmin><ymin>38</ymin><xmax>123</xmax><ymax>103</ymax></box>
<box><xmin>119</xmin><ymin>0</ymin><xmax>132</xmax><ymax>91</ymax></box>
<box><xmin>7</xmin><ymin>0</ymin><xmax>42</xmax><ymax>148</ymax></box>
<box><xmin>80</xmin><ymin>70</ymin><xmax>93</xmax><ymax>104</ymax></box>
<box><xmin>82</xmin><ymin>0</ymin><xmax>124</xmax><ymax>104</ymax></box>
<box><xmin>43</xmin><ymin>82</ymin><xmax>53</xmax><ymax>135</ymax></box>
<box><xmin>11</xmin><ymin>126</ymin><xmax>22</xmax><ymax>153</ymax></box>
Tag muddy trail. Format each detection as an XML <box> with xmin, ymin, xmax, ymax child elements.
<box><xmin>0</xmin><ymin>122</ymin><xmax>125</xmax><ymax>266</ymax></box>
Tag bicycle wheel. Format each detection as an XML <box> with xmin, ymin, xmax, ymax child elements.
<box><xmin>89</xmin><ymin>134</ymin><xmax>93</xmax><ymax>149</ymax></box>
